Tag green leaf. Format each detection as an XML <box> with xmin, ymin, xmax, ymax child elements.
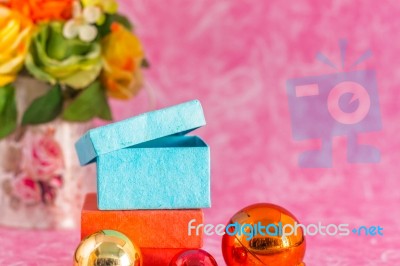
<box><xmin>98</xmin><ymin>13</ymin><xmax>133</xmax><ymax>38</ymax></box>
<box><xmin>97</xmin><ymin>15</ymin><xmax>113</xmax><ymax>37</ymax></box>
<box><xmin>22</xmin><ymin>84</ymin><xmax>63</xmax><ymax>125</ymax></box>
<box><xmin>0</xmin><ymin>84</ymin><xmax>17</xmax><ymax>139</ymax></box>
<box><xmin>62</xmin><ymin>81</ymin><xmax>112</xmax><ymax>122</ymax></box>
<box><xmin>112</xmin><ymin>13</ymin><xmax>133</xmax><ymax>31</ymax></box>
<box><xmin>141</xmin><ymin>58</ymin><xmax>150</xmax><ymax>68</ymax></box>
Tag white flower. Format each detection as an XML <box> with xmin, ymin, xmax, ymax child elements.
<box><xmin>62</xmin><ymin>1</ymin><xmax>102</xmax><ymax>42</ymax></box>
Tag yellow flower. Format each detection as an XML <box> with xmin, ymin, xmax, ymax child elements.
<box><xmin>101</xmin><ymin>23</ymin><xmax>144</xmax><ymax>99</ymax></box>
<box><xmin>81</xmin><ymin>0</ymin><xmax>118</xmax><ymax>25</ymax></box>
<box><xmin>0</xmin><ymin>6</ymin><xmax>32</xmax><ymax>87</ymax></box>
<box><xmin>82</xmin><ymin>0</ymin><xmax>118</xmax><ymax>13</ymax></box>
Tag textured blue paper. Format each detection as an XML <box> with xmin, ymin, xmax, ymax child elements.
<box><xmin>97</xmin><ymin>136</ymin><xmax>210</xmax><ymax>210</ymax></box>
<box><xmin>75</xmin><ymin>100</ymin><xmax>206</xmax><ymax>166</ymax></box>
<box><xmin>75</xmin><ymin>100</ymin><xmax>211</xmax><ymax>209</ymax></box>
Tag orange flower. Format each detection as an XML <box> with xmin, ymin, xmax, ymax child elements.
<box><xmin>6</xmin><ymin>0</ymin><xmax>73</xmax><ymax>23</ymax></box>
<box><xmin>101</xmin><ymin>23</ymin><xmax>145</xmax><ymax>99</ymax></box>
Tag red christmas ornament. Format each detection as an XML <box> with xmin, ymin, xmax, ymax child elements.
<box><xmin>169</xmin><ymin>249</ymin><xmax>218</xmax><ymax>266</ymax></box>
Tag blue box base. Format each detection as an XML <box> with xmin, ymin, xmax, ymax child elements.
<box><xmin>96</xmin><ymin>136</ymin><xmax>210</xmax><ymax>210</ymax></box>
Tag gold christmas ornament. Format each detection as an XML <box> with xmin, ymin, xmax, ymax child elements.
<box><xmin>222</xmin><ymin>203</ymin><xmax>306</xmax><ymax>266</ymax></box>
<box><xmin>74</xmin><ymin>230</ymin><xmax>142</xmax><ymax>266</ymax></box>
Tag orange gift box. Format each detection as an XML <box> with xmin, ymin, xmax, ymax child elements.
<box><xmin>81</xmin><ymin>193</ymin><xmax>203</xmax><ymax>248</ymax></box>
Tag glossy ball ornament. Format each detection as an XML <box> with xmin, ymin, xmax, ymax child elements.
<box><xmin>222</xmin><ymin>203</ymin><xmax>306</xmax><ymax>266</ymax></box>
<box><xmin>74</xmin><ymin>230</ymin><xmax>142</xmax><ymax>266</ymax></box>
<box><xmin>169</xmin><ymin>249</ymin><xmax>218</xmax><ymax>266</ymax></box>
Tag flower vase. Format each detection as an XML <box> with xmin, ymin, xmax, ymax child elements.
<box><xmin>0</xmin><ymin>77</ymin><xmax>95</xmax><ymax>229</ymax></box>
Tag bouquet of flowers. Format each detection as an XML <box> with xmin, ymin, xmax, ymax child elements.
<box><xmin>0</xmin><ymin>0</ymin><xmax>147</xmax><ymax>139</ymax></box>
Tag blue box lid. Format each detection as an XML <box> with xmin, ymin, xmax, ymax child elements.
<box><xmin>75</xmin><ymin>100</ymin><xmax>206</xmax><ymax>166</ymax></box>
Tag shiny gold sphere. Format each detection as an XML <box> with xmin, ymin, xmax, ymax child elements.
<box><xmin>222</xmin><ymin>203</ymin><xmax>306</xmax><ymax>266</ymax></box>
<box><xmin>74</xmin><ymin>230</ymin><xmax>142</xmax><ymax>266</ymax></box>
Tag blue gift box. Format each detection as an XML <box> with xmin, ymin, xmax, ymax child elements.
<box><xmin>75</xmin><ymin>100</ymin><xmax>210</xmax><ymax>210</ymax></box>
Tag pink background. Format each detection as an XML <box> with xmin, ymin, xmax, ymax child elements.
<box><xmin>1</xmin><ymin>0</ymin><xmax>400</xmax><ymax>265</ymax></box>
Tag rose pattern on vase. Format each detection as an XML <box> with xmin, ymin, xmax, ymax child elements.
<box><xmin>0</xmin><ymin>120</ymin><xmax>95</xmax><ymax>229</ymax></box>
<box><xmin>3</xmin><ymin>128</ymin><xmax>65</xmax><ymax>206</ymax></box>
